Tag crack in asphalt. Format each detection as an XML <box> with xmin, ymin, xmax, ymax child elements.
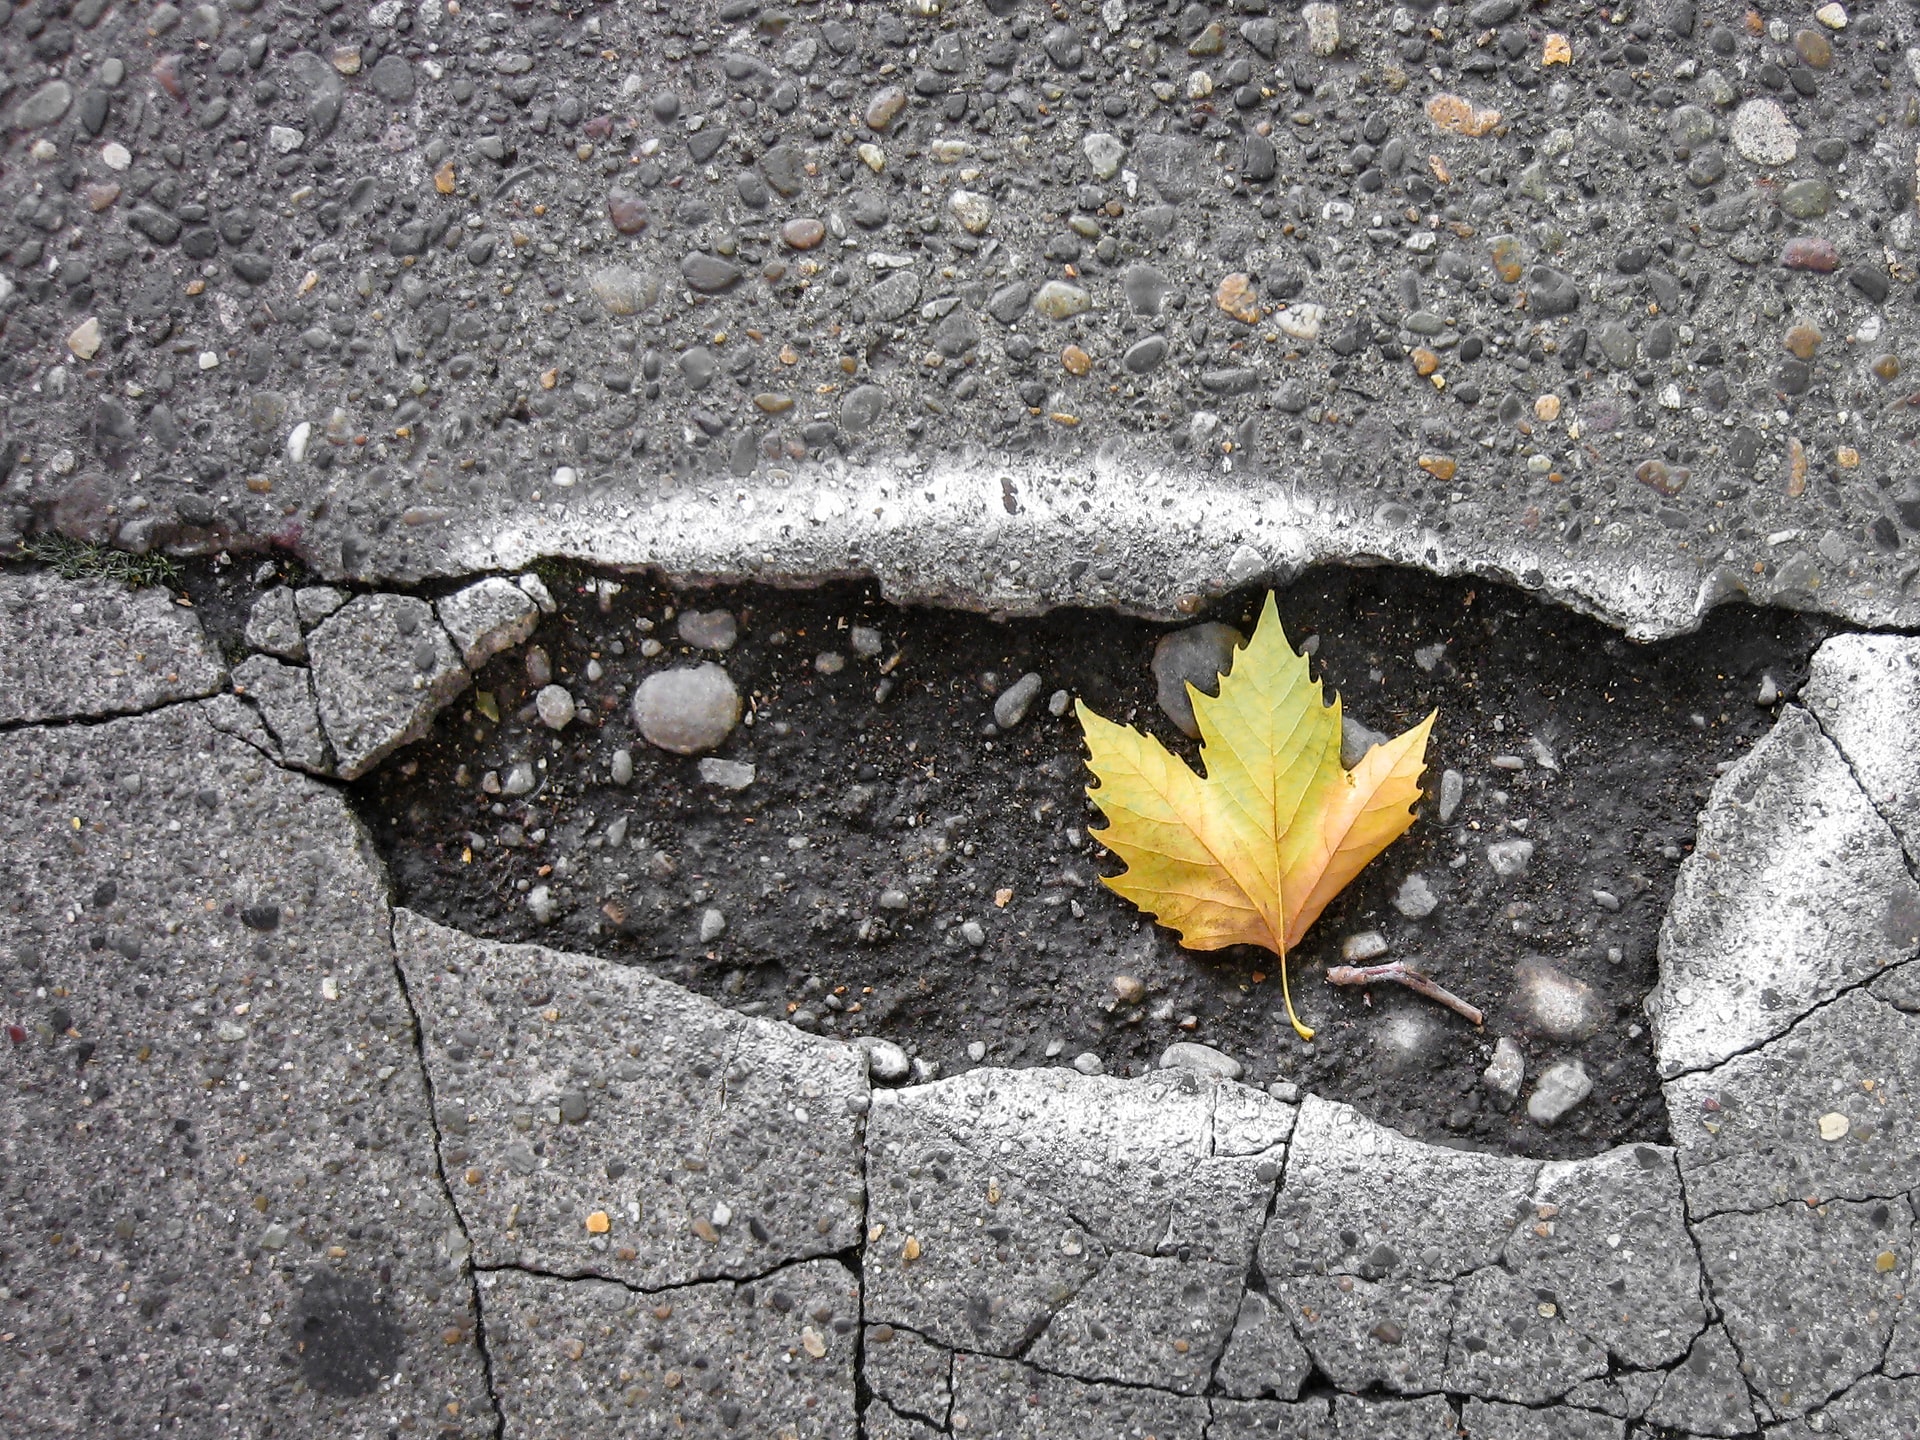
<box><xmin>386</xmin><ymin>911</ymin><xmax>507</xmax><ymax>1440</ymax></box>
<box><xmin>0</xmin><ymin>687</ymin><xmax>224</xmax><ymax>734</ymax></box>
<box><xmin>468</xmin><ymin>1246</ymin><xmax>862</xmax><ymax>1301</ymax></box>
<box><xmin>1804</xmin><ymin>695</ymin><xmax>1920</xmax><ymax>893</ymax></box>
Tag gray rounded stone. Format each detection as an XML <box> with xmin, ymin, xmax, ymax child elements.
<box><xmin>1033</xmin><ymin>280</ymin><xmax>1092</xmax><ymax>320</ymax></box>
<box><xmin>1514</xmin><ymin>959</ymin><xmax>1602</xmax><ymax>1040</ymax></box>
<box><xmin>1527</xmin><ymin>1060</ymin><xmax>1593</xmax><ymax>1125</ymax></box>
<box><xmin>1152</xmin><ymin>622</ymin><xmax>1245</xmax><ymax>738</ymax></box>
<box><xmin>1158</xmin><ymin>1041</ymin><xmax>1244</xmax><ymax>1080</ymax></box>
<box><xmin>633</xmin><ymin>663</ymin><xmax>742</xmax><ymax>755</ymax></box>
<box><xmin>535</xmin><ymin>684</ymin><xmax>576</xmax><ymax>731</ymax></box>
<box><xmin>677</xmin><ymin>609</ymin><xmax>739</xmax><ymax>652</ymax></box>
<box><xmin>369</xmin><ymin>54</ymin><xmax>415</xmax><ymax>102</ymax></box>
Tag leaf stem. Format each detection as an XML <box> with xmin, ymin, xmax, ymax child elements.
<box><xmin>1279</xmin><ymin>943</ymin><xmax>1315</xmax><ymax>1042</ymax></box>
<box><xmin>1324</xmin><ymin>961</ymin><xmax>1484</xmax><ymax>1027</ymax></box>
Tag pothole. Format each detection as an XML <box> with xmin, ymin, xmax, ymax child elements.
<box><xmin>183</xmin><ymin>558</ymin><xmax>1830</xmax><ymax>1161</ymax></box>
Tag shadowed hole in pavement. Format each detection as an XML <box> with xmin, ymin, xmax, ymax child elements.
<box><xmin>227</xmin><ymin>561</ymin><xmax>1825</xmax><ymax>1161</ymax></box>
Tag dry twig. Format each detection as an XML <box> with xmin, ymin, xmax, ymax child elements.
<box><xmin>1325</xmin><ymin>961</ymin><xmax>1484</xmax><ymax>1027</ymax></box>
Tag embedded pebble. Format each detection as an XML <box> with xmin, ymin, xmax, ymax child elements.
<box><xmin>1730</xmin><ymin>99</ymin><xmax>1798</xmax><ymax>165</ymax></box>
<box><xmin>1438</xmin><ymin>769</ymin><xmax>1465</xmax><ymax>824</ymax></box>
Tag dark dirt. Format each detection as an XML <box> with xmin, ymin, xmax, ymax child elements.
<box><xmin>181</xmin><ymin>557</ymin><xmax>1831</xmax><ymax>1160</ymax></box>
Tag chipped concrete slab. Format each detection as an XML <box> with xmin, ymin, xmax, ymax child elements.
<box><xmin>232</xmin><ymin>653</ymin><xmax>331</xmax><ymax>775</ymax></box>
<box><xmin>863</xmin><ymin>1067</ymin><xmax>1288</xmax><ymax>1387</ymax></box>
<box><xmin>0</xmin><ymin>704</ymin><xmax>492</xmax><ymax>1437</ymax></box>
<box><xmin>1283</xmin><ymin>1272</ymin><xmax>1454</xmax><ymax>1395</ymax></box>
<box><xmin>394</xmin><ymin>912</ymin><xmax>867</xmax><ymax>1291</ymax></box>
<box><xmin>244</xmin><ymin>585</ymin><xmax>307</xmax><ymax>662</ymax></box>
<box><xmin>862</xmin><ymin>1323</ymin><xmax>951</xmax><ymax>1430</ymax></box>
<box><xmin>1264</xmin><ymin>1095</ymin><xmax>1536</xmax><ymax>1284</ymax></box>
<box><xmin>1216</xmin><ymin>1289</ymin><xmax>1315</xmax><ymax>1402</ymax></box>
<box><xmin>1805</xmin><ymin>634</ymin><xmax>1920</xmax><ymax>865</ymax></box>
<box><xmin>1694</xmin><ymin>1197</ymin><xmax>1914</xmax><ymax>1421</ymax></box>
<box><xmin>948</xmin><ymin>1353</ymin><xmax>1209</xmax><ymax>1439</ymax></box>
<box><xmin>436</xmin><ymin>576</ymin><xmax>541</xmax><ymax>671</ymax></box>
<box><xmin>478</xmin><ymin>1258</ymin><xmax>858</xmax><ymax>1438</ymax></box>
<box><xmin>1263</xmin><ymin>1099</ymin><xmax>1700</xmax><ymax>1406</ymax></box>
<box><xmin>307</xmin><ymin>593</ymin><xmax>469</xmax><ymax>779</ymax></box>
<box><xmin>864</xmin><ymin>1067</ymin><xmax>1282</xmax><ymax>1390</ymax></box>
<box><xmin>1444</xmin><ymin>1262</ymin><xmax>1610</xmax><ymax>1403</ymax></box>
<box><xmin>1665</xmin><ymin>982</ymin><xmax>1920</xmax><ymax>1218</ymax></box>
<box><xmin>1763</xmin><ymin>1374</ymin><xmax>1920</xmax><ymax>1439</ymax></box>
<box><xmin>865</xmin><ymin>1400</ymin><xmax>948</xmax><ymax>1440</ymax></box>
<box><xmin>1461</xmin><ymin>1399</ymin><xmax>1625</xmax><ymax>1440</ymax></box>
<box><xmin>1508</xmin><ymin>1144</ymin><xmax>1705</xmax><ymax>1372</ymax></box>
<box><xmin>1645</xmin><ymin>1324</ymin><xmax>1759</xmax><ymax>1438</ymax></box>
<box><xmin>1651</xmin><ymin>706</ymin><xmax>1920</xmax><ymax>1078</ymax></box>
<box><xmin>1208</xmin><ymin>1396</ymin><xmax>1335</xmax><ymax>1439</ymax></box>
<box><xmin>0</xmin><ymin>572</ymin><xmax>222</xmax><ymax>724</ymax></box>
<box><xmin>1025</xmin><ymin>1247</ymin><xmax>1245</xmax><ymax>1395</ymax></box>
<box><xmin>1330</xmin><ymin>1393</ymin><xmax>1459</xmax><ymax>1439</ymax></box>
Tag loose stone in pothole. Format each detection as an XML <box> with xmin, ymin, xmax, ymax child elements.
<box><xmin>633</xmin><ymin>663</ymin><xmax>742</xmax><ymax>754</ymax></box>
<box><xmin>1528</xmin><ymin>1060</ymin><xmax>1593</xmax><ymax>1126</ymax></box>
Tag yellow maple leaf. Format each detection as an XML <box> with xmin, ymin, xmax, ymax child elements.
<box><xmin>1077</xmin><ymin>594</ymin><xmax>1436</xmax><ymax>1041</ymax></box>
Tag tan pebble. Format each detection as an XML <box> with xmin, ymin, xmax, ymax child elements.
<box><xmin>564</xmin><ymin>1338</ymin><xmax>585</xmax><ymax>1360</ymax></box>
<box><xmin>1877</xmin><ymin>1250</ymin><xmax>1898</xmax><ymax>1272</ymax></box>
<box><xmin>1410</xmin><ymin>348</ymin><xmax>1439</xmax><ymax>377</ymax></box>
<box><xmin>901</xmin><ymin>1236</ymin><xmax>922</xmax><ymax>1261</ymax></box>
<box><xmin>1837</xmin><ymin>446</ymin><xmax>1860</xmax><ymax>469</ymax></box>
<box><xmin>66</xmin><ymin>316</ymin><xmax>102</xmax><ymax>360</ymax></box>
<box><xmin>781</xmin><ymin>217</ymin><xmax>825</xmax><ymax>250</ymax></box>
<box><xmin>1872</xmin><ymin>353</ymin><xmax>1902</xmax><ymax>381</ymax></box>
<box><xmin>754</xmin><ymin>393</ymin><xmax>796</xmax><ymax>414</ymax></box>
<box><xmin>1784</xmin><ymin>325</ymin><xmax>1822</xmax><ymax>361</ymax></box>
<box><xmin>801</xmin><ymin>1327</ymin><xmax>828</xmax><ymax>1358</ymax></box>
<box><xmin>586</xmin><ymin>1210</ymin><xmax>611</xmax><ymax>1234</ymax></box>
<box><xmin>434</xmin><ymin>160</ymin><xmax>457</xmax><ymax>195</ymax></box>
<box><xmin>664</xmin><ymin>1369</ymin><xmax>682</xmax><ymax>1390</ymax></box>
<box><xmin>1215</xmin><ymin>272</ymin><xmax>1261</xmax><ymax>324</ymax></box>
<box><xmin>691</xmin><ymin>1218</ymin><xmax>719</xmax><ymax>1243</ymax></box>
<box><xmin>1488</xmin><ymin>235</ymin><xmax>1524</xmax><ymax>285</ymax></box>
<box><xmin>1061</xmin><ymin>345</ymin><xmax>1092</xmax><ymax>376</ymax></box>
<box><xmin>865</xmin><ymin>86</ymin><xmax>907</xmax><ymax>131</ymax></box>
<box><xmin>1533</xmin><ymin>394</ymin><xmax>1562</xmax><ymax>422</ymax></box>
<box><xmin>1542</xmin><ymin>34</ymin><xmax>1571</xmax><ymax>66</ymax></box>
<box><xmin>1425</xmin><ymin>92</ymin><xmax>1501</xmax><ymax>137</ymax></box>
<box><xmin>653</xmin><ymin>1303</ymin><xmax>672</xmax><ymax>1320</ymax></box>
<box><xmin>1417</xmin><ymin>454</ymin><xmax>1457</xmax><ymax>481</ymax></box>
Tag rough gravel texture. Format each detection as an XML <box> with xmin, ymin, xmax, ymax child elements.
<box><xmin>5</xmin><ymin>0</ymin><xmax>1920</xmax><ymax>639</ymax></box>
